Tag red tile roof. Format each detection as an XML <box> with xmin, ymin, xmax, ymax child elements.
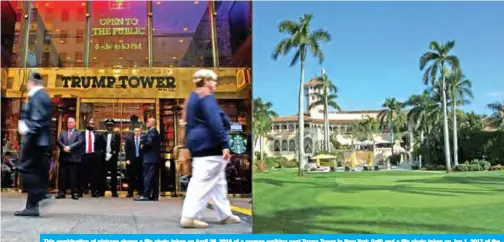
<box><xmin>272</xmin><ymin>115</ymin><xmax>356</xmax><ymax>125</ymax></box>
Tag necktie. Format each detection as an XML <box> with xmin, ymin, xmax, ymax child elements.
<box><xmin>67</xmin><ymin>130</ymin><xmax>72</xmax><ymax>140</ymax></box>
<box><xmin>135</xmin><ymin>137</ymin><xmax>139</xmax><ymax>157</ymax></box>
<box><xmin>87</xmin><ymin>131</ymin><xmax>92</xmax><ymax>153</ymax></box>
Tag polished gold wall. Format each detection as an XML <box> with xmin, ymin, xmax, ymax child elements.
<box><xmin>2</xmin><ymin>67</ymin><xmax>251</xmax><ymax>99</ymax></box>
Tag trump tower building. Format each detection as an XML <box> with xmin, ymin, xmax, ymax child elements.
<box><xmin>1</xmin><ymin>0</ymin><xmax>252</xmax><ymax>195</ymax></box>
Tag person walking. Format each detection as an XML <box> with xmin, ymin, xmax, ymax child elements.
<box><xmin>15</xmin><ymin>71</ymin><xmax>54</xmax><ymax>217</ymax></box>
<box><xmin>135</xmin><ymin>118</ymin><xmax>160</xmax><ymax>201</ymax></box>
<box><xmin>125</xmin><ymin>127</ymin><xmax>144</xmax><ymax>197</ymax></box>
<box><xmin>56</xmin><ymin>117</ymin><xmax>83</xmax><ymax>200</ymax></box>
<box><xmin>180</xmin><ymin>69</ymin><xmax>240</xmax><ymax>228</ymax></box>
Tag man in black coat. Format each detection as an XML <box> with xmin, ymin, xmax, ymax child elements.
<box><xmin>135</xmin><ymin>118</ymin><xmax>160</xmax><ymax>201</ymax></box>
<box><xmin>56</xmin><ymin>117</ymin><xmax>83</xmax><ymax>200</ymax></box>
<box><xmin>15</xmin><ymin>72</ymin><xmax>53</xmax><ymax>217</ymax></box>
<box><xmin>81</xmin><ymin>119</ymin><xmax>105</xmax><ymax>197</ymax></box>
<box><xmin>125</xmin><ymin>127</ymin><xmax>144</xmax><ymax>197</ymax></box>
<box><xmin>101</xmin><ymin>119</ymin><xmax>121</xmax><ymax>197</ymax></box>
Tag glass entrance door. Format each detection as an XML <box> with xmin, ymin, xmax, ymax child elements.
<box><xmin>79</xmin><ymin>99</ymin><xmax>156</xmax><ymax>193</ymax></box>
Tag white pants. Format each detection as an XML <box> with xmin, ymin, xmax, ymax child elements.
<box><xmin>181</xmin><ymin>155</ymin><xmax>232</xmax><ymax>221</ymax></box>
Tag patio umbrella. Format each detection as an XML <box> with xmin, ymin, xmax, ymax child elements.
<box><xmin>311</xmin><ymin>154</ymin><xmax>337</xmax><ymax>167</ymax></box>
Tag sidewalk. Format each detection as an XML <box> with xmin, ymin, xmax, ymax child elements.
<box><xmin>1</xmin><ymin>192</ymin><xmax>251</xmax><ymax>241</ymax></box>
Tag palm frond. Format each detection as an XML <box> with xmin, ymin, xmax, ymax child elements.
<box><xmin>272</xmin><ymin>38</ymin><xmax>294</xmax><ymax>60</ymax></box>
<box><xmin>278</xmin><ymin>20</ymin><xmax>300</xmax><ymax>34</ymax></box>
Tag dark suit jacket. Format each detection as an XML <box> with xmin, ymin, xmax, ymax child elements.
<box><xmin>81</xmin><ymin>130</ymin><xmax>105</xmax><ymax>155</ymax></box>
<box><xmin>57</xmin><ymin>129</ymin><xmax>83</xmax><ymax>163</ymax></box>
<box><xmin>17</xmin><ymin>89</ymin><xmax>52</xmax><ymax>173</ymax></box>
<box><xmin>125</xmin><ymin>134</ymin><xmax>143</xmax><ymax>164</ymax></box>
<box><xmin>22</xmin><ymin>89</ymin><xmax>52</xmax><ymax>147</ymax></box>
<box><xmin>142</xmin><ymin>128</ymin><xmax>160</xmax><ymax>164</ymax></box>
<box><xmin>102</xmin><ymin>131</ymin><xmax>121</xmax><ymax>157</ymax></box>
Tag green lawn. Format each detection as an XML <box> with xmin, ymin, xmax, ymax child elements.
<box><xmin>253</xmin><ymin>169</ymin><xmax>504</xmax><ymax>234</ymax></box>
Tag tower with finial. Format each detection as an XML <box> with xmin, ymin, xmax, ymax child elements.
<box><xmin>304</xmin><ymin>71</ymin><xmax>325</xmax><ymax>118</ymax></box>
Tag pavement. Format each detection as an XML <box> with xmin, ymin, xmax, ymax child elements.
<box><xmin>1</xmin><ymin>192</ymin><xmax>252</xmax><ymax>241</ymax></box>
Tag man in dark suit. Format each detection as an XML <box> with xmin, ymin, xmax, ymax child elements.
<box><xmin>81</xmin><ymin>119</ymin><xmax>105</xmax><ymax>198</ymax></box>
<box><xmin>125</xmin><ymin>127</ymin><xmax>143</xmax><ymax>197</ymax></box>
<box><xmin>101</xmin><ymin>119</ymin><xmax>121</xmax><ymax>197</ymax></box>
<box><xmin>56</xmin><ymin>117</ymin><xmax>83</xmax><ymax>200</ymax></box>
<box><xmin>15</xmin><ymin>72</ymin><xmax>53</xmax><ymax>216</ymax></box>
<box><xmin>135</xmin><ymin>118</ymin><xmax>160</xmax><ymax>201</ymax></box>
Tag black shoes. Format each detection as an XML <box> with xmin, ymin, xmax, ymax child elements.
<box><xmin>55</xmin><ymin>193</ymin><xmax>65</xmax><ymax>199</ymax></box>
<box><xmin>14</xmin><ymin>208</ymin><xmax>39</xmax><ymax>217</ymax></box>
<box><xmin>71</xmin><ymin>193</ymin><xmax>79</xmax><ymax>200</ymax></box>
<box><xmin>134</xmin><ymin>196</ymin><xmax>150</xmax><ymax>201</ymax></box>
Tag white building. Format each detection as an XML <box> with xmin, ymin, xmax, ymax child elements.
<box><xmin>256</xmin><ymin>78</ymin><xmax>407</xmax><ymax>161</ymax></box>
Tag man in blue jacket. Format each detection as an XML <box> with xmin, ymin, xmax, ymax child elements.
<box><xmin>135</xmin><ymin>118</ymin><xmax>160</xmax><ymax>201</ymax></box>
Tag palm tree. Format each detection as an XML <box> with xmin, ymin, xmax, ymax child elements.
<box><xmin>404</xmin><ymin>91</ymin><xmax>437</xmax><ymax>168</ymax></box>
<box><xmin>360</xmin><ymin>115</ymin><xmax>380</xmax><ymax>150</ymax></box>
<box><xmin>377</xmin><ymin>97</ymin><xmax>403</xmax><ymax>170</ymax></box>
<box><xmin>272</xmin><ymin>13</ymin><xmax>331</xmax><ymax>176</ymax></box>
<box><xmin>308</xmin><ymin>71</ymin><xmax>341</xmax><ymax>151</ymax></box>
<box><xmin>487</xmin><ymin>101</ymin><xmax>504</xmax><ymax>130</ymax></box>
<box><xmin>253</xmin><ymin>98</ymin><xmax>278</xmax><ymax>167</ymax></box>
<box><xmin>419</xmin><ymin>40</ymin><xmax>460</xmax><ymax>172</ymax></box>
<box><xmin>446</xmin><ymin>68</ymin><xmax>473</xmax><ymax>166</ymax></box>
<box><xmin>349</xmin><ymin>121</ymin><xmax>366</xmax><ymax>147</ymax></box>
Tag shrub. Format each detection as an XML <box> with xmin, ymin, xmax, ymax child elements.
<box><xmin>265</xmin><ymin>156</ymin><xmax>287</xmax><ymax>168</ymax></box>
<box><xmin>490</xmin><ymin>164</ymin><xmax>504</xmax><ymax>171</ymax></box>
<box><xmin>454</xmin><ymin>159</ymin><xmax>491</xmax><ymax>172</ymax></box>
<box><xmin>423</xmin><ymin>164</ymin><xmax>446</xmax><ymax>171</ymax></box>
<box><xmin>281</xmin><ymin>159</ymin><xmax>298</xmax><ymax>168</ymax></box>
<box><xmin>254</xmin><ymin>162</ymin><xmax>268</xmax><ymax>172</ymax></box>
<box><xmin>389</xmin><ymin>154</ymin><xmax>402</xmax><ymax>164</ymax></box>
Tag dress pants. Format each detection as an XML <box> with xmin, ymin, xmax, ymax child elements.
<box><xmin>127</xmin><ymin>157</ymin><xmax>143</xmax><ymax>194</ymax></box>
<box><xmin>58</xmin><ymin>162</ymin><xmax>79</xmax><ymax>195</ymax></box>
<box><xmin>20</xmin><ymin>145</ymin><xmax>50</xmax><ymax>208</ymax></box>
<box><xmin>102</xmin><ymin>156</ymin><xmax>118</xmax><ymax>195</ymax></box>
<box><xmin>142</xmin><ymin>163</ymin><xmax>159</xmax><ymax>199</ymax></box>
<box><xmin>181</xmin><ymin>156</ymin><xmax>232</xmax><ymax>221</ymax></box>
<box><xmin>82</xmin><ymin>153</ymin><xmax>103</xmax><ymax>194</ymax></box>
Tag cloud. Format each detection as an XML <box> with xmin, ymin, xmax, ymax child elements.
<box><xmin>485</xmin><ymin>92</ymin><xmax>504</xmax><ymax>97</ymax></box>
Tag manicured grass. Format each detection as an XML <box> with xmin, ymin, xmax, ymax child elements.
<box><xmin>253</xmin><ymin>169</ymin><xmax>504</xmax><ymax>234</ymax></box>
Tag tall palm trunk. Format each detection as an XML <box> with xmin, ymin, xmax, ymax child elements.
<box><xmin>324</xmin><ymin>105</ymin><xmax>329</xmax><ymax>151</ymax></box>
<box><xmin>297</xmin><ymin>51</ymin><xmax>306</xmax><ymax>176</ymax></box>
<box><xmin>408</xmin><ymin>123</ymin><xmax>414</xmax><ymax>161</ymax></box>
<box><xmin>260</xmin><ymin>136</ymin><xmax>265</xmax><ymax>169</ymax></box>
<box><xmin>419</xmin><ymin>130</ymin><xmax>424</xmax><ymax>169</ymax></box>
<box><xmin>452</xmin><ymin>93</ymin><xmax>459</xmax><ymax>166</ymax></box>
<box><xmin>323</xmin><ymin>69</ymin><xmax>330</xmax><ymax>151</ymax></box>
<box><xmin>387</xmin><ymin>118</ymin><xmax>393</xmax><ymax>170</ymax></box>
<box><xmin>441</xmin><ymin>72</ymin><xmax>452</xmax><ymax>172</ymax></box>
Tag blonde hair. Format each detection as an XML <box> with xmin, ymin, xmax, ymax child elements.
<box><xmin>193</xmin><ymin>69</ymin><xmax>218</xmax><ymax>83</ymax></box>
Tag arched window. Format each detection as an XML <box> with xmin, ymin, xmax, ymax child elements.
<box><xmin>274</xmin><ymin>140</ymin><xmax>280</xmax><ymax>152</ymax></box>
<box><xmin>304</xmin><ymin>137</ymin><xmax>313</xmax><ymax>154</ymax></box>
<box><xmin>281</xmin><ymin>125</ymin><xmax>288</xmax><ymax>130</ymax></box>
<box><xmin>281</xmin><ymin>140</ymin><xmax>288</xmax><ymax>151</ymax></box>
<box><xmin>289</xmin><ymin>140</ymin><xmax>296</xmax><ymax>151</ymax></box>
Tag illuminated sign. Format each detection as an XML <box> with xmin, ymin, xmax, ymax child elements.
<box><xmin>230</xmin><ymin>134</ymin><xmax>247</xmax><ymax>155</ymax></box>
<box><xmin>93</xmin><ymin>18</ymin><xmax>145</xmax><ymax>36</ymax></box>
<box><xmin>230</xmin><ymin>122</ymin><xmax>243</xmax><ymax>132</ymax></box>
<box><xmin>92</xmin><ymin>18</ymin><xmax>146</xmax><ymax>51</ymax></box>
<box><xmin>61</xmin><ymin>76</ymin><xmax>176</xmax><ymax>89</ymax></box>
